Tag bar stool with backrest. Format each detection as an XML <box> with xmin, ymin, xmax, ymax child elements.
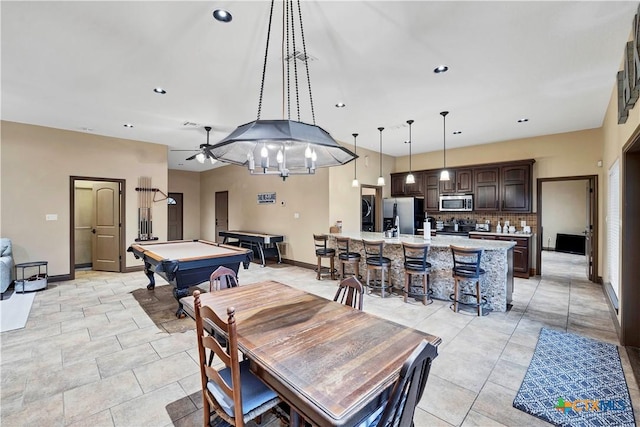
<box><xmin>402</xmin><ymin>242</ymin><xmax>433</xmax><ymax>305</ymax></box>
<box><xmin>336</xmin><ymin>236</ymin><xmax>361</xmax><ymax>280</ymax></box>
<box><xmin>362</xmin><ymin>239</ymin><xmax>392</xmax><ymax>298</ymax></box>
<box><xmin>449</xmin><ymin>245</ymin><xmax>487</xmax><ymax>316</ymax></box>
<box><xmin>313</xmin><ymin>234</ymin><xmax>336</xmax><ymax>280</ymax></box>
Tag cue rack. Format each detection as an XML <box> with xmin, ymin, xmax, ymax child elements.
<box><xmin>134</xmin><ymin>176</ymin><xmax>168</xmax><ymax>242</ymax></box>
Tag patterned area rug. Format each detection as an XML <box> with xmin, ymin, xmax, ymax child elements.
<box><xmin>513</xmin><ymin>328</ymin><xmax>636</xmax><ymax>426</ymax></box>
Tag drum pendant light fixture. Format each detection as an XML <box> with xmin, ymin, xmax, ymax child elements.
<box><xmin>351</xmin><ymin>133</ymin><xmax>359</xmax><ymax>188</ymax></box>
<box><xmin>205</xmin><ymin>0</ymin><xmax>356</xmax><ymax>180</ymax></box>
<box><xmin>440</xmin><ymin>111</ymin><xmax>450</xmax><ymax>181</ymax></box>
<box><xmin>377</xmin><ymin>127</ymin><xmax>385</xmax><ymax>186</ymax></box>
<box><xmin>405</xmin><ymin>120</ymin><xmax>415</xmax><ymax>184</ymax></box>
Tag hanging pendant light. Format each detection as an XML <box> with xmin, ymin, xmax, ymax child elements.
<box><xmin>205</xmin><ymin>0</ymin><xmax>356</xmax><ymax>180</ymax></box>
<box><xmin>405</xmin><ymin>119</ymin><xmax>415</xmax><ymax>184</ymax></box>
<box><xmin>377</xmin><ymin>127</ymin><xmax>385</xmax><ymax>186</ymax></box>
<box><xmin>351</xmin><ymin>133</ymin><xmax>359</xmax><ymax>187</ymax></box>
<box><xmin>440</xmin><ymin>111</ymin><xmax>450</xmax><ymax>181</ymax></box>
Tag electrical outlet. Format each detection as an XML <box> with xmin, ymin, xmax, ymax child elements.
<box><xmin>294</xmin><ymin>212</ymin><xmax>300</xmax><ymax>219</ymax></box>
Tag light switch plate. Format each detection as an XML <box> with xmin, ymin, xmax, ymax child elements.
<box><xmin>46</xmin><ymin>214</ymin><xmax>58</xmax><ymax>221</ymax></box>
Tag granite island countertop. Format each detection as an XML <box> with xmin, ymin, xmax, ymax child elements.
<box><xmin>333</xmin><ymin>231</ymin><xmax>516</xmax><ymax>250</ymax></box>
<box><xmin>328</xmin><ymin>231</ymin><xmax>515</xmax><ymax>312</ymax></box>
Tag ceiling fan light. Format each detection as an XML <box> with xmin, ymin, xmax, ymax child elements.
<box><xmin>406</xmin><ymin>173</ymin><xmax>415</xmax><ymax>184</ymax></box>
<box><xmin>440</xmin><ymin>170</ymin><xmax>450</xmax><ymax>181</ymax></box>
<box><xmin>377</xmin><ymin>176</ymin><xmax>385</xmax><ymax>186</ymax></box>
<box><xmin>210</xmin><ymin>157</ymin><xmax>217</xmax><ymax>165</ymax></box>
<box><xmin>196</xmin><ymin>152</ymin><xmax>206</xmax><ymax>163</ymax></box>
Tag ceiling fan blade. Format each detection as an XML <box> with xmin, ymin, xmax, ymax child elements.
<box><xmin>185</xmin><ymin>154</ymin><xmax>198</xmax><ymax>161</ymax></box>
<box><xmin>171</xmin><ymin>149</ymin><xmax>200</xmax><ymax>152</ymax></box>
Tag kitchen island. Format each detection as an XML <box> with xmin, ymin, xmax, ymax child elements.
<box><xmin>329</xmin><ymin>232</ymin><xmax>515</xmax><ymax>312</ymax></box>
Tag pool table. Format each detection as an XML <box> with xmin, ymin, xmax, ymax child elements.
<box><xmin>127</xmin><ymin>239</ymin><xmax>252</xmax><ymax>316</ymax></box>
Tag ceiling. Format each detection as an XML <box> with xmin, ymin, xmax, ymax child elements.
<box><xmin>2</xmin><ymin>1</ymin><xmax>637</xmax><ymax>172</ymax></box>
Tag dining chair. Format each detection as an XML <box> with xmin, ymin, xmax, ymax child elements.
<box><xmin>333</xmin><ymin>276</ymin><xmax>365</xmax><ymax>310</ymax></box>
<box><xmin>209</xmin><ymin>266</ymin><xmax>239</xmax><ymax>292</ymax></box>
<box><xmin>194</xmin><ymin>290</ymin><xmax>281</xmax><ymax>427</ymax></box>
<box><xmin>356</xmin><ymin>340</ymin><xmax>438</xmax><ymax>427</ymax></box>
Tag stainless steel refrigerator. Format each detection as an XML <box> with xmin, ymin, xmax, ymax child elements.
<box><xmin>383</xmin><ymin>197</ymin><xmax>424</xmax><ymax>235</ymax></box>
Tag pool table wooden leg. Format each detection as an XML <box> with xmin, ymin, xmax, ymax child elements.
<box><xmin>144</xmin><ymin>261</ymin><xmax>156</xmax><ymax>290</ymax></box>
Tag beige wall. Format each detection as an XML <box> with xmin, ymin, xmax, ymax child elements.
<box><xmin>329</xmin><ymin>144</ymin><xmax>393</xmax><ymax>234</ymax></box>
<box><xmin>541</xmin><ymin>180</ymin><xmax>589</xmax><ymax>250</ymax></box>
<box><xmin>168</xmin><ymin>169</ymin><xmax>201</xmax><ymax>240</ymax></box>
<box><xmin>1</xmin><ymin>121</ymin><xmax>168</xmax><ymax>275</ymax></box>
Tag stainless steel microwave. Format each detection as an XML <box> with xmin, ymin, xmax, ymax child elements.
<box><xmin>439</xmin><ymin>194</ymin><xmax>473</xmax><ymax>212</ymax></box>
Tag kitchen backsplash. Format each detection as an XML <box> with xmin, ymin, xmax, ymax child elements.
<box><xmin>428</xmin><ymin>212</ymin><xmax>538</xmax><ymax>234</ymax></box>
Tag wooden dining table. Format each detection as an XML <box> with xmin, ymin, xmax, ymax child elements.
<box><xmin>180</xmin><ymin>280</ymin><xmax>441</xmax><ymax>427</ymax></box>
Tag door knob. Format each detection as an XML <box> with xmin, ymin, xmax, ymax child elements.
<box><xmin>91</xmin><ymin>228</ymin><xmax>96</xmax><ymax>234</ymax></box>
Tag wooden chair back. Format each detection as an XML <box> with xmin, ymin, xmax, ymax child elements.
<box><xmin>313</xmin><ymin>234</ymin><xmax>333</xmax><ymax>255</ymax></box>
<box><xmin>450</xmin><ymin>245</ymin><xmax>484</xmax><ymax>278</ymax></box>
<box><xmin>334</xmin><ymin>276</ymin><xmax>365</xmax><ymax>310</ymax></box>
<box><xmin>402</xmin><ymin>242</ymin><xmax>430</xmax><ymax>271</ymax></box>
<box><xmin>362</xmin><ymin>239</ymin><xmax>385</xmax><ymax>263</ymax></box>
<box><xmin>377</xmin><ymin>340</ymin><xmax>438</xmax><ymax>426</ymax></box>
<box><xmin>209</xmin><ymin>266</ymin><xmax>239</xmax><ymax>292</ymax></box>
<box><xmin>194</xmin><ymin>290</ymin><xmax>244</xmax><ymax>425</ymax></box>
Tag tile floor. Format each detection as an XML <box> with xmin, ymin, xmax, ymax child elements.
<box><xmin>1</xmin><ymin>252</ymin><xmax>638</xmax><ymax>426</ymax></box>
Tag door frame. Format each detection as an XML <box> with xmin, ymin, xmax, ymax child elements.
<box><xmin>360</xmin><ymin>184</ymin><xmax>384</xmax><ymax>231</ymax></box>
<box><xmin>69</xmin><ymin>176</ymin><xmax>126</xmax><ymax>280</ymax></box>
<box><xmin>535</xmin><ymin>175</ymin><xmax>598</xmax><ymax>281</ymax></box>
<box><xmin>621</xmin><ymin>133</ymin><xmax>640</xmax><ymax>346</ymax></box>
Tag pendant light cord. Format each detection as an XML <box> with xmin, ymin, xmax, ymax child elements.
<box><xmin>440</xmin><ymin>111</ymin><xmax>449</xmax><ymax>168</ymax></box>
<box><xmin>378</xmin><ymin>127</ymin><xmax>384</xmax><ymax>177</ymax></box>
<box><xmin>296</xmin><ymin>0</ymin><xmax>316</xmax><ymax>125</ymax></box>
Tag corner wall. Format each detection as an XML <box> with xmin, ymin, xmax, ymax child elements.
<box><xmin>0</xmin><ymin>121</ymin><xmax>168</xmax><ymax>275</ymax></box>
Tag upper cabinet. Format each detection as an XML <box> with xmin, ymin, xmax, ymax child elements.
<box><xmin>473</xmin><ymin>167</ymin><xmax>500</xmax><ymax>211</ymax></box>
<box><xmin>439</xmin><ymin>169</ymin><xmax>473</xmax><ymax>194</ymax></box>
<box><xmin>425</xmin><ymin>172</ymin><xmax>439</xmax><ymax>211</ymax></box>
<box><xmin>391</xmin><ymin>159</ymin><xmax>534</xmax><ymax>212</ymax></box>
<box><xmin>501</xmin><ymin>164</ymin><xmax>531</xmax><ymax>212</ymax></box>
<box><xmin>390</xmin><ymin>172</ymin><xmax>424</xmax><ymax>197</ymax></box>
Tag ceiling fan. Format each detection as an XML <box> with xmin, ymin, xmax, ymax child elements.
<box><xmin>171</xmin><ymin>126</ymin><xmax>217</xmax><ymax>164</ymax></box>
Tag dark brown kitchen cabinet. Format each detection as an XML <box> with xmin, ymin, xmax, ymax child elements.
<box><xmin>390</xmin><ymin>172</ymin><xmax>424</xmax><ymax>197</ymax></box>
<box><xmin>469</xmin><ymin>233</ymin><xmax>531</xmax><ymax>278</ymax></box>
<box><xmin>501</xmin><ymin>164</ymin><xmax>530</xmax><ymax>212</ymax></box>
<box><xmin>425</xmin><ymin>172</ymin><xmax>439</xmax><ymax>211</ymax></box>
<box><xmin>439</xmin><ymin>169</ymin><xmax>473</xmax><ymax>194</ymax></box>
<box><xmin>473</xmin><ymin>167</ymin><xmax>500</xmax><ymax>211</ymax></box>
<box><xmin>496</xmin><ymin>235</ymin><xmax>531</xmax><ymax>278</ymax></box>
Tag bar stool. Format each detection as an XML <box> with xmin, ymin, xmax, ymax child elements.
<box><xmin>336</xmin><ymin>236</ymin><xmax>361</xmax><ymax>279</ymax></box>
<box><xmin>449</xmin><ymin>245</ymin><xmax>487</xmax><ymax>316</ymax></box>
<box><xmin>362</xmin><ymin>239</ymin><xmax>392</xmax><ymax>297</ymax></box>
<box><xmin>402</xmin><ymin>242</ymin><xmax>432</xmax><ymax>305</ymax></box>
<box><xmin>313</xmin><ymin>234</ymin><xmax>336</xmax><ymax>280</ymax></box>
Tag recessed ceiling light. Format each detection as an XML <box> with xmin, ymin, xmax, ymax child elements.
<box><xmin>213</xmin><ymin>9</ymin><xmax>232</xmax><ymax>22</ymax></box>
<box><xmin>433</xmin><ymin>65</ymin><xmax>449</xmax><ymax>74</ymax></box>
<box><xmin>335</xmin><ymin>102</ymin><xmax>346</xmax><ymax>108</ymax></box>
<box><xmin>124</xmin><ymin>123</ymin><xmax>134</xmax><ymax>128</ymax></box>
<box><xmin>153</xmin><ymin>87</ymin><xmax>166</xmax><ymax>94</ymax></box>
<box><xmin>517</xmin><ymin>118</ymin><xmax>529</xmax><ymax>123</ymax></box>
<box><xmin>453</xmin><ymin>131</ymin><xmax>462</xmax><ymax>135</ymax></box>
